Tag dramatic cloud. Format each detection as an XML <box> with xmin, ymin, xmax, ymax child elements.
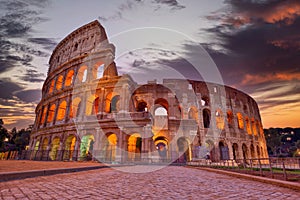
<box><xmin>0</xmin><ymin>78</ymin><xmax>23</xmax><ymax>99</ymax></box>
<box><xmin>98</xmin><ymin>0</ymin><xmax>185</xmax><ymax>22</ymax></box>
<box><xmin>205</xmin><ymin>0</ymin><xmax>300</xmax><ymax>127</ymax></box>
<box><xmin>15</xmin><ymin>89</ymin><xmax>42</xmax><ymax>103</ymax></box>
<box><xmin>19</xmin><ymin>69</ymin><xmax>45</xmax><ymax>83</ymax></box>
<box><xmin>0</xmin><ymin>0</ymin><xmax>54</xmax><ymax>74</ymax></box>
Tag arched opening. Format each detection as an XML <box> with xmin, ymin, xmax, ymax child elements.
<box><xmin>242</xmin><ymin>143</ymin><xmax>249</xmax><ymax>161</ymax></box>
<box><xmin>261</xmin><ymin>146</ymin><xmax>264</xmax><ymax>158</ymax></box>
<box><xmin>63</xmin><ymin>135</ymin><xmax>76</xmax><ymax>160</ymax></box>
<box><xmin>232</xmin><ymin>143</ymin><xmax>239</xmax><ymax>161</ymax></box>
<box><xmin>57</xmin><ymin>101</ymin><xmax>67</xmax><ymax>121</ymax></box>
<box><xmin>110</xmin><ymin>95</ymin><xmax>120</xmax><ymax>112</ymax></box>
<box><xmin>250</xmin><ymin>144</ymin><xmax>255</xmax><ymax>159</ymax></box>
<box><xmin>219</xmin><ymin>141</ymin><xmax>229</xmax><ymax>160</ymax></box>
<box><xmin>252</xmin><ymin>119</ymin><xmax>258</xmax><ymax>136</ymax></box>
<box><xmin>41</xmin><ymin>138</ymin><xmax>48</xmax><ymax>151</ymax></box>
<box><xmin>177</xmin><ymin>137</ymin><xmax>191</xmax><ymax>162</ymax></box>
<box><xmin>227</xmin><ymin>111</ymin><xmax>234</xmax><ymax>128</ymax></box>
<box><xmin>49</xmin><ymin>137</ymin><xmax>60</xmax><ymax>161</ymax></box>
<box><xmin>245</xmin><ymin>117</ymin><xmax>252</xmax><ymax>135</ymax></box>
<box><xmin>215</xmin><ymin>109</ymin><xmax>225</xmax><ymax>130</ymax></box>
<box><xmin>34</xmin><ymin>140</ymin><xmax>40</xmax><ymax>151</ymax></box>
<box><xmin>92</xmin><ymin>62</ymin><xmax>104</xmax><ymax>79</ymax></box>
<box><xmin>128</xmin><ymin>133</ymin><xmax>142</xmax><ymax>161</ymax></box>
<box><xmin>48</xmin><ymin>79</ymin><xmax>55</xmax><ymax>94</ymax></box>
<box><xmin>256</xmin><ymin>145</ymin><xmax>260</xmax><ymax>158</ymax></box>
<box><xmin>105</xmin><ymin>133</ymin><xmax>117</xmax><ymax>162</ymax></box>
<box><xmin>188</xmin><ymin>107</ymin><xmax>198</xmax><ymax>121</ymax></box>
<box><xmin>40</xmin><ymin>106</ymin><xmax>47</xmax><ymax>126</ymax></box>
<box><xmin>154</xmin><ymin>106</ymin><xmax>168</xmax><ymax>116</ymax></box>
<box><xmin>47</xmin><ymin>104</ymin><xmax>56</xmax><ymax>123</ymax></box>
<box><xmin>202</xmin><ymin>109</ymin><xmax>211</xmax><ymax>128</ymax></box>
<box><xmin>70</xmin><ymin>97</ymin><xmax>81</xmax><ymax>118</ymax></box>
<box><xmin>237</xmin><ymin>113</ymin><xmax>244</xmax><ymax>129</ymax></box>
<box><xmin>86</xmin><ymin>95</ymin><xmax>99</xmax><ymax>115</ymax></box>
<box><xmin>136</xmin><ymin>101</ymin><xmax>147</xmax><ymax>112</ymax></box>
<box><xmin>201</xmin><ymin>96</ymin><xmax>209</xmax><ymax>106</ymax></box>
<box><xmin>77</xmin><ymin>66</ymin><xmax>87</xmax><ymax>82</ymax></box>
<box><xmin>65</xmin><ymin>70</ymin><xmax>74</xmax><ymax>87</ymax></box>
<box><xmin>56</xmin><ymin>75</ymin><xmax>63</xmax><ymax>90</ymax></box>
<box><xmin>205</xmin><ymin>140</ymin><xmax>214</xmax><ymax>160</ymax></box>
<box><xmin>105</xmin><ymin>93</ymin><xmax>120</xmax><ymax>113</ymax></box>
<box><xmin>154</xmin><ymin>136</ymin><xmax>168</xmax><ymax>161</ymax></box>
<box><xmin>80</xmin><ymin>135</ymin><xmax>95</xmax><ymax>160</ymax></box>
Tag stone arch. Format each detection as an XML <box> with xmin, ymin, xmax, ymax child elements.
<box><xmin>232</xmin><ymin>143</ymin><xmax>239</xmax><ymax>161</ymax></box>
<box><xmin>188</xmin><ymin>106</ymin><xmax>198</xmax><ymax>121</ymax></box>
<box><xmin>105</xmin><ymin>92</ymin><xmax>120</xmax><ymax>113</ymax></box>
<box><xmin>40</xmin><ymin>106</ymin><xmax>48</xmax><ymax>126</ymax></box>
<box><xmin>251</xmin><ymin>118</ymin><xmax>258</xmax><ymax>136</ymax></box>
<box><xmin>154</xmin><ymin>98</ymin><xmax>169</xmax><ymax>112</ymax></box>
<box><xmin>242</xmin><ymin>143</ymin><xmax>249</xmax><ymax>160</ymax></box>
<box><xmin>70</xmin><ymin>97</ymin><xmax>81</xmax><ymax>118</ymax></box>
<box><xmin>215</xmin><ymin>109</ymin><xmax>225</xmax><ymax>130</ymax></box>
<box><xmin>57</xmin><ymin>100</ymin><xmax>67</xmax><ymax>121</ymax></box>
<box><xmin>154</xmin><ymin>136</ymin><xmax>168</xmax><ymax>160</ymax></box>
<box><xmin>63</xmin><ymin>135</ymin><xmax>76</xmax><ymax>160</ymax></box>
<box><xmin>136</xmin><ymin>101</ymin><xmax>148</xmax><ymax>112</ymax></box>
<box><xmin>219</xmin><ymin>141</ymin><xmax>229</xmax><ymax>160</ymax></box>
<box><xmin>256</xmin><ymin>145</ymin><xmax>260</xmax><ymax>158</ymax></box>
<box><xmin>80</xmin><ymin>134</ymin><xmax>95</xmax><ymax>160</ymax></box>
<box><xmin>92</xmin><ymin>62</ymin><xmax>104</xmax><ymax>79</ymax></box>
<box><xmin>41</xmin><ymin>138</ymin><xmax>49</xmax><ymax>151</ymax></box>
<box><xmin>250</xmin><ymin>144</ymin><xmax>255</xmax><ymax>159</ymax></box>
<box><xmin>104</xmin><ymin>133</ymin><xmax>117</xmax><ymax>162</ymax></box>
<box><xmin>202</xmin><ymin>108</ymin><xmax>211</xmax><ymax>128</ymax></box>
<box><xmin>77</xmin><ymin>65</ymin><xmax>88</xmax><ymax>82</ymax></box>
<box><xmin>177</xmin><ymin>137</ymin><xmax>191</xmax><ymax>162</ymax></box>
<box><xmin>65</xmin><ymin>70</ymin><xmax>74</xmax><ymax>87</ymax></box>
<box><xmin>49</xmin><ymin>137</ymin><xmax>60</xmax><ymax>161</ymax></box>
<box><xmin>227</xmin><ymin>111</ymin><xmax>234</xmax><ymax>128</ymax></box>
<box><xmin>48</xmin><ymin>79</ymin><xmax>55</xmax><ymax>94</ymax></box>
<box><xmin>245</xmin><ymin>117</ymin><xmax>252</xmax><ymax>135</ymax></box>
<box><xmin>237</xmin><ymin>113</ymin><xmax>244</xmax><ymax>129</ymax></box>
<box><xmin>56</xmin><ymin>74</ymin><xmax>64</xmax><ymax>90</ymax></box>
<box><xmin>201</xmin><ymin>96</ymin><xmax>209</xmax><ymax>106</ymax></box>
<box><xmin>86</xmin><ymin>94</ymin><xmax>99</xmax><ymax>115</ymax></box>
<box><xmin>34</xmin><ymin>140</ymin><xmax>40</xmax><ymax>151</ymax></box>
<box><xmin>128</xmin><ymin>133</ymin><xmax>142</xmax><ymax>161</ymax></box>
<box><xmin>47</xmin><ymin>104</ymin><xmax>56</xmax><ymax>123</ymax></box>
<box><xmin>205</xmin><ymin>140</ymin><xmax>214</xmax><ymax>160</ymax></box>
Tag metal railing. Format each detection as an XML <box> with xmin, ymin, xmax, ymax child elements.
<box><xmin>188</xmin><ymin>157</ymin><xmax>300</xmax><ymax>181</ymax></box>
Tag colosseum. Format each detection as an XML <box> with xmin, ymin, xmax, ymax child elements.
<box><xmin>28</xmin><ymin>20</ymin><xmax>268</xmax><ymax>164</ymax></box>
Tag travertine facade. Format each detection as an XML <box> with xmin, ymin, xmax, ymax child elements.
<box><xmin>29</xmin><ymin>20</ymin><xmax>268</xmax><ymax>163</ymax></box>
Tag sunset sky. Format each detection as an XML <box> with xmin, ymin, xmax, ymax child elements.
<box><xmin>0</xmin><ymin>0</ymin><xmax>299</xmax><ymax>130</ymax></box>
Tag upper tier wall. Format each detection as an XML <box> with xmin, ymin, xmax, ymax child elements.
<box><xmin>48</xmin><ymin>20</ymin><xmax>108</xmax><ymax>74</ymax></box>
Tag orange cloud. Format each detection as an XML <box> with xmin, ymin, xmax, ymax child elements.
<box><xmin>262</xmin><ymin>3</ymin><xmax>300</xmax><ymax>24</ymax></box>
<box><xmin>241</xmin><ymin>72</ymin><xmax>300</xmax><ymax>85</ymax></box>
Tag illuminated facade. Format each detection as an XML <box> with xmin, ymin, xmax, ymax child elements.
<box><xmin>29</xmin><ymin>20</ymin><xmax>268</xmax><ymax>163</ymax></box>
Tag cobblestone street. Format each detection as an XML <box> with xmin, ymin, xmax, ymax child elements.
<box><xmin>0</xmin><ymin>166</ymin><xmax>299</xmax><ymax>200</ymax></box>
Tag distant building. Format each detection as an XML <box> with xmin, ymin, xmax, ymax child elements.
<box><xmin>29</xmin><ymin>20</ymin><xmax>268</xmax><ymax>163</ymax></box>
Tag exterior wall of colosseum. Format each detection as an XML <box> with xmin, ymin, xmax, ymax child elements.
<box><xmin>29</xmin><ymin>20</ymin><xmax>268</xmax><ymax>163</ymax></box>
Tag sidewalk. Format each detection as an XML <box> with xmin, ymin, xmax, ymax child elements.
<box><xmin>0</xmin><ymin>160</ymin><xmax>108</xmax><ymax>182</ymax></box>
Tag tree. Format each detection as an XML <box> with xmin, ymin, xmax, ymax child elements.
<box><xmin>264</xmin><ymin>128</ymin><xmax>282</xmax><ymax>156</ymax></box>
<box><xmin>0</xmin><ymin>119</ymin><xmax>9</xmax><ymax>151</ymax></box>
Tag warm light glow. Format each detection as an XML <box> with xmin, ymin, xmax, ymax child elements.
<box><xmin>215</xmin><ymin>109</ymin><xmax>224</xmax><ymax>130</ymax></box>
<box><xmin>65</xmin><ymin>70</ymin><xmax>74</xmax><ymax>87</ymax></box>
<box><xmin>47</xmin><ymin>104</ymin><xmax>56</xmax><ymax>123</ymax></box>
<box><xmin>237</xmin><ymin>112</ymin><xmax>244</xmax><ymax>129</ymax></box>
<box><xmin>48</xmin><ymin>80</ymin><xmax>55</xmax><ymax>94</ymax></box>
<box><xmin>56</xmin><ymin>75</ymin><xmax>63</xmax><ymax>90</ymax></box>
<box><xmin>57</xmin><ymin>101</ymin><xmax>67</xmax><ymax>121</ymax></box>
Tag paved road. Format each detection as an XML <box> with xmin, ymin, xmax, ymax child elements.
<box><xmin>0</xmin><ymin>166</ymin><xmax>299</xmax><ymax>200</ymax></box>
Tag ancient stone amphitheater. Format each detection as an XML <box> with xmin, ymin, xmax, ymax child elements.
<box><xmin>29</xmin><ymin>20</ymin><xmax>268</xmax><ymax>163</ymax></box>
